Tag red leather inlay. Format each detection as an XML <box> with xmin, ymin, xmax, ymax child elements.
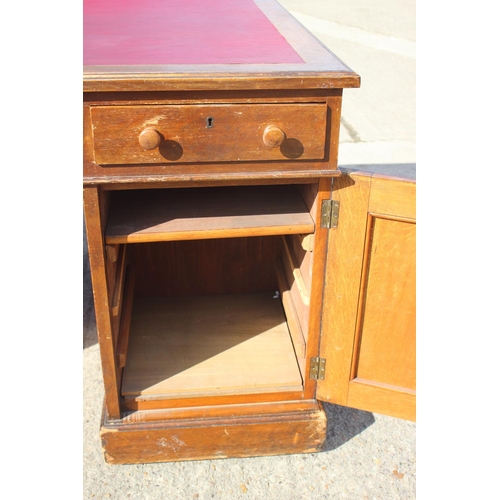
<box><xmin>84</xmin><ymin>0</ymin><xmax>304</xmax><ymax>66</ymax></box>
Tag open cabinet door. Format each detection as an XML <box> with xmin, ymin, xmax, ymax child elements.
<box><xmin>317</xmin><ymin>171</ymin><xmax>416</xmax><ymax>421</ymax></box>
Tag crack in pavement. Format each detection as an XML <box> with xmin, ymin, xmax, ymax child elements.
<box><xmin>341</xmin><ymin>117</ymin><xmax>362</xmax><ymax>142</ymax></box>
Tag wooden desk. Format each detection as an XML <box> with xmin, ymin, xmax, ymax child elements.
<box><xmin>84</xmin><ymin>0</ymin><xmax>415</xmax><ymax>464</ymax></box>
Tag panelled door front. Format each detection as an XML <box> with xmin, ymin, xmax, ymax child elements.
<box><xmin>317</xmin><ymin>171</ymin><xmax>416</xmax><ymax>421</ymax></box>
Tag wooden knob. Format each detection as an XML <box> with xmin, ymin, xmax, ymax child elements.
<box><xmin>263</xmin><ymin>125</ymin><xmax>285</xmax><ymax>148</ymax></box>
<box><xmin>138</xmin><ymin>128</ymin><xmax>161</xmax><ymax>150</ymax></box>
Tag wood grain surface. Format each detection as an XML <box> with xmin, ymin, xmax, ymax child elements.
<box><xmin>83</xmin><ymin>0</ymin><xmax>360</xmax><ymax>92</ymax></box>
<box><xmin>101</xmin><ymin>401</ymin><xmax>327</xmax><ymax>463</ymax></box>
<box><xmin>105</xmin><ymin>185</ymin><xmax>314</xmax><ymax>243</ymax></box>
<box><xmin>317</xmin><ymin>172</ymin><xmax>416</xmax><ymax>421</ymax></box>
<box><xmin>90</xmin><ymin>103</ymin><xmax>327</xmax><ymax>164</ymax></box>
<box><xmin>121</xmin><ymin>293</ymin><xmax>303</xmax><ymax>399</ymax></box>
<box><xmin>130</xmin><ymin>236</ymin><xmax>281</xmax><ymax>298</ymax></box>
<box><xmin>83</xmin><ymin>92</ymin><xmax>344</xmax><ymax>183</ymax></box>
<box><xmin>83</xmin><ymin>187</ymin><xmax>122</xmax><ymax>419</ymax></box>
<box><xmin>354</xmin><ymin>216</ymin><xmax>416</xmax><ymax>391</ymax></box>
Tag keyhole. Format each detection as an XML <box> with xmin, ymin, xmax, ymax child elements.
<box><xmin>206</xmin><ymin>117</ymin><xmax>214</xmax><ymax>128</ymax></box>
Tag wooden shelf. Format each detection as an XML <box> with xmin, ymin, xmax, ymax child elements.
<box><xmin>105</xmin><ymin>185</ymin><xmax>314</xmax><ymax>244</ymax></box>
<box><xmin>121</xmin><ymin>293</ymin><xmax>303</xmax><ymax>400</ymax></box>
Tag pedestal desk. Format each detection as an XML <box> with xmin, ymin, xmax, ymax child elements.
<box><xmin>84</xmin><ymin>0</ymin><xmax>416</xmax><ymax>464</ymax></box>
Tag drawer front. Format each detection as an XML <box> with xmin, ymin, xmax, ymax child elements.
<box><xmin>90</xmin><ymin>103</ymin><xmax>327</xmax><ymax>165</ymax></box>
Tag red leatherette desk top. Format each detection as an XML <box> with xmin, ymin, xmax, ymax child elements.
<box><xmin>83</xmin><ymin>0</ymin><xmax>360</xmax><ymax>91</ymax></box>
<box><xmin>84</xmin><ymin>0</ymin><xmax>303</xmax><ymax>65</ymax></box>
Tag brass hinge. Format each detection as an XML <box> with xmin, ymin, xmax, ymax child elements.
<box><xmin>320</xmin><ymin>199</ymin><xmax>340</xmax><ymax>229</ymax></box>
<box><xmin>309</xmin><ymin>357</ymin><xmax>326</xmax><ymax>380</ymax></box>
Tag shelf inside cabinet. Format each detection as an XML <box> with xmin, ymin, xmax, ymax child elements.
<box><xmin>121</xmin><ymin>292</ymin><xmax>303</xmax><ymax>400</ymax></box>
<box><xmin>105</xmin><ymin>185</ymin><xmax>315</xmax><ymax>244</ymax></box>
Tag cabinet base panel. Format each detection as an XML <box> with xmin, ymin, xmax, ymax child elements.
<box><xmin>100</xmin><ymin>402</ymin><xmax>327</xmax><ymax>464</ymax></box>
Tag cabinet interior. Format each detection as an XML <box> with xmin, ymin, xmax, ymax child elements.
<box><xmin>104</xmin><ymin>183</ymin><xmax>319</xmax><ymax>408</ymax></box>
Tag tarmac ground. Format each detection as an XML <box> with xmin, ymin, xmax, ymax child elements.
<box><xmin>83</xmin><ymin>1</ymin><xmax>416</xmax><ymax>498</ymax></box>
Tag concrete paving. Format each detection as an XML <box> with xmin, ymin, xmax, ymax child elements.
<box><xmin>84</xmin><ymin>1</ymin><xmax>416</xmax><ymax>498</ymax></box>
<box><xmin>281</xmin><ymin>0</ymin><xmax>416</xmax><ymax>168</ymax></box>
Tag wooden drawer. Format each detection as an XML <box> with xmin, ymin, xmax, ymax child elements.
<box><xmin>90</xmin><ymin>103</ymin><xmax>327</xmax><ymax>165</ymax></box>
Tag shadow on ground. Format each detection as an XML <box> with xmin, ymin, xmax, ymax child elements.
<box><xmin>83</xmin><ymin>220</ymin><xmax>98</xmax><ymax>349</ymax></box>
<box><xmin>323</xmin><ymin>402</ymin><xmax>375</xmax><ymax>452</ymax></box>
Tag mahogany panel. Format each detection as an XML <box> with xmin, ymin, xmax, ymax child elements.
<box><xmin>105</xmin><ymin>186</ymin><xmax>314</xmax><ymax>244</ymax></box>
<box><xmin>121</xmin><ymin>293</ymin><xmax>303</xmax><ymax>399</ymax></box>
<box><xmin>354</xmin><ymin>216</ymin><xmax>416</xmax><ymax>391</ymax></box>
<box><xmin>117</xmin><ymin>269</ymin><xmax>135</xmax><ymax>368</ymax></box>
<box><xmin>276</xmin><ymin>257</ymin><xmax>306</xmax><ymax>361</ymax></box>
<box><xmin>91</xmin><ymin>103</ymin><xmax>327</xmax><ymax>165</ymax></box>
<box><xmin>347</xmin><ymin>380</ymin><xmax>416</xmax><ymax>422</ymax></box>
<box><xmin>282</xmin><ymin>235</ymin><xmax>310</xmax><ymax>304</ymax></box>
<box><xmin>369</xmin><ymin>174</ymin><xmax>416</xmax><ymax>219</ymax></box>
<box><xmin>83</xmin><ymin>89</ymin><xmax>340</xmax><ymax>105</ymax></box>
<box><xmin>120</xmin><ymin>400</ymin><xmax>321</xmax><ymax>423</ymax></box>
<box><xmin>285</xmin><ymin>233</ymin><xmax>314</xmax><ymax>292</ymax></box>
<box><xmin>302</xmin><ymin>176</ymin><xmax>332</xmax><ymax>400</ymax></box>
<box><xmin>84</xmin><ymin>76</ymin><xmax>361</xmax><ymax>93</ymax></box>
<box><xmin>101</xmin><ymin>403</ymin><xmax>327</xmax><ymax>464</ymax></box>
<box><xmin>83</xmin><ymin>187</ymin><xmax>121</xmax><ymax>419</ymax></box>
<box><xmin>122</xmin><ymin>390</ymin><xmax>307</xmax><ymax>411</ymax></box>
<box><xmin>131</xmin><ymin>237</ymin><xmax>281</xmax><ymax>298</ymax></box>
<box><xmin>317</xmin><ymin>172</ymin><xmax>416</xmax><ymax>422</ymax></box>
<box><xmin>316</xmin><ymin>173</ymin><xmax>374</xmax><ymax>405</ymax></box>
